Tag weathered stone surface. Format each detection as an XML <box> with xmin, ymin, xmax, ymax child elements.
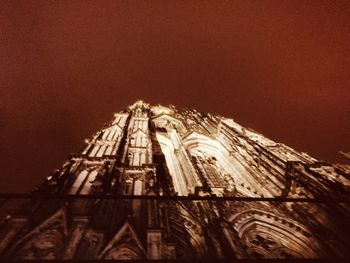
<box><xmin>0</xmin><ymin>100</ymin><xmax>349</xmax><ymax>260</ymax></box>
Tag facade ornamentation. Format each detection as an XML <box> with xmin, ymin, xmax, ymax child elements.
<box><xmin>0</xmin><ymin>100</ymin><xmax>349</xmax><ymax>260</ymax></box>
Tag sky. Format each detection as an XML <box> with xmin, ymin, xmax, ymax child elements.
<box><xmin>0</xmin><ymin>0</ymin><xmax>349</xmax><ymax>192</ymax></box>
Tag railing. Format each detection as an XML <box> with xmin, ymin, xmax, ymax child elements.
<box><xmin>0</xmin><ymin>193</ymin><xmax>349</xmax><ymax>261</ymax></box>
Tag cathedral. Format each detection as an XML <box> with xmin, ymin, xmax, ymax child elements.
<box><xmin>0</xmin><ymin>100</ymin><xmax>349</xmax><ymax>260</ymax></box>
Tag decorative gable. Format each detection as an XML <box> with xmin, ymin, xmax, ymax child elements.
<box><xmin>98</xmin><ymin>221</ymin><xmax>146</xmax><ymax>260</ymax></box>
<box><xmin>9</xmin><ymin>208</ymin><xmax>68</xmax><ymax>260</ymax></box>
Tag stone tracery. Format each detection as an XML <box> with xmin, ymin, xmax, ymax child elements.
<box><xmin>1</xmin><ymin>100</ymin><xmax>349</xmax><ymax>260</ymax></box>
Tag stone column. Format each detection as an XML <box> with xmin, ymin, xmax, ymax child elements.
<box><xmin>147</xmin><ymin>230</ymin><xmax>162</xmax><ymax>259</ymax></box>
<box><xmin>63</xmin><ymin>217</ymin><xmax>89</xmax><ymax>259</ymax></box>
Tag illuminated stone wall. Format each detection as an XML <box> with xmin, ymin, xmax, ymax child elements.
<box><xmin>0</xmin><ymin>100</ymin><xmax>349</xmax><ymax>260</ymax></box>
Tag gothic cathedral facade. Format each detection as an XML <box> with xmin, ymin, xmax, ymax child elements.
<box><xmin>0</xmin><ymin>100</ymin><xmax>349</xmax><ymax>260</ymax></box>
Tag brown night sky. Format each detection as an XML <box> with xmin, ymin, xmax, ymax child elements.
<box><xmin>0</xmin><ymin>1</ymin><xmax>349</xmax><ymax>192</ymax></box>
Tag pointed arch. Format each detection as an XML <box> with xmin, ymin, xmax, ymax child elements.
<box><xmin>8</xmin><ymin>208</ymin><xmax>68</xmax><ymax>260</ymax></box>
<box><xmin>227</xmin><ymin>208</ymin><xmax>324</xmax><ymax>258</ymax></box>
<box><xmin>183</xmin><ymin>132</ymin><xmax>270</xmax><ymax>197</ymax></box>
<box><xmin>98</xmin><ymin>221</ymin><xmax>146</xmax><ymax>260</ymax></box>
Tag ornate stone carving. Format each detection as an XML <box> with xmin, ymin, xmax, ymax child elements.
<box><xmin>2</xmin><ymin>101</ymin><xmax>350</xmax><ymax>260</ymax></box>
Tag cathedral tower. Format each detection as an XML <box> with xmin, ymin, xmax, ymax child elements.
<box><xmin>0</xmin><ymin>100</ymin><xmax>349</xmax><ymax>260</ymax></box>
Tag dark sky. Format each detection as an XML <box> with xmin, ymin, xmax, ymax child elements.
<box><xmin>0</xmin><ymin>0</ymin><xmax>349</xmax><ymax>193</ymax></box>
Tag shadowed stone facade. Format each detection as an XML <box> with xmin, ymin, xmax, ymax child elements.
<box><xmin>0</xmin><ymin>100</ymin><xmax>349</xmax><ymax>260</ymax></box>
